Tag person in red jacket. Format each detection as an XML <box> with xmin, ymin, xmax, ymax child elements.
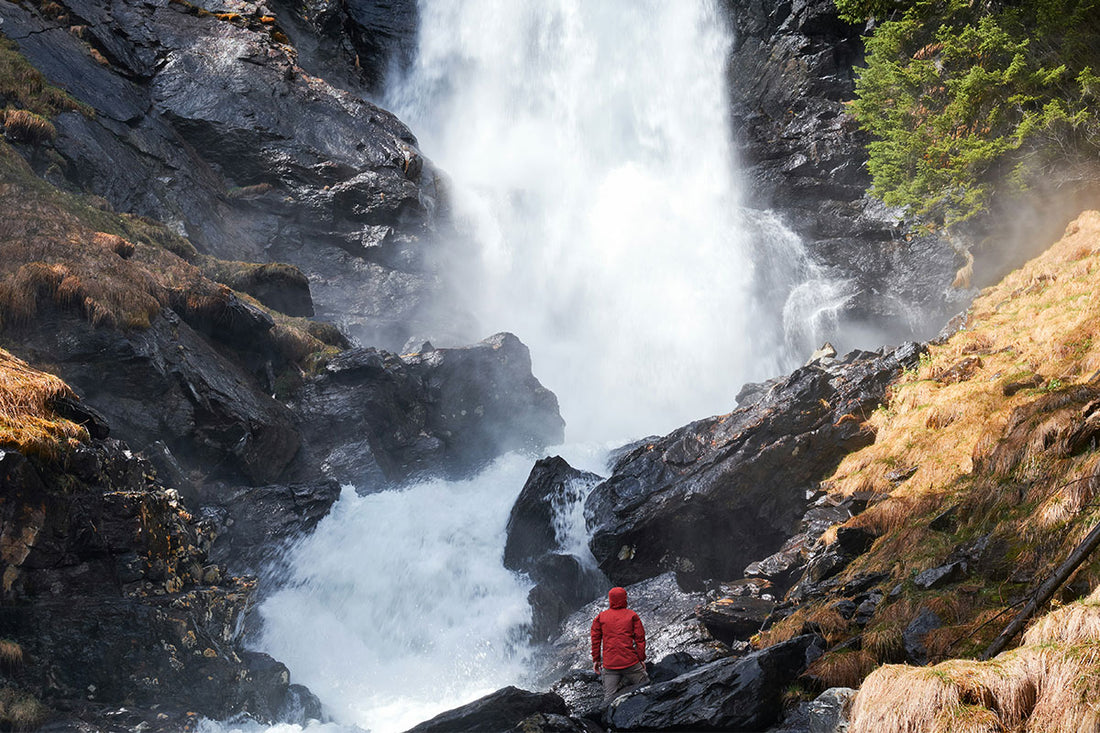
<box><xmin>590</xmin><ymin>586</ymin><xmax>649</xmax><ymax>703</ymax></box>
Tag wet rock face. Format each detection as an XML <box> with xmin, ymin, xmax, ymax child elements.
<box><xmin>200</xmin><ymin>480</ymin><xmax>342</xmax><ymax>573</ymax></box>
<box><xmin>0</xmin><ymin>0</ymin><xmax>453</xmax><ymax>350</ymax></box>
<box><xmin>585</xmin><ymin>343</ymin><xmax>922</xmax><ymax>587</ymax></box>
<box><xmin>504</xmin><ymin>456</ymin><xmax>603</xmax><ymax>571</ymax></box>
<box><xmin>0</xmin><ymin>441</ymin><xmax>304</xmax><ymax>722</ymax></box>
<box><xmin>293</xmin><ymin>332</ymin><xmax>565</xmax><ymax>487</ymax></box>
<box><xmin>11</xmin><ymin>310</ymin><xmax>299</xmax><ymax>488</ymax></box>
<box><xmin>723</xmin><ymin>0</ymin><xmax>970</xmax><ymax>344</ymax></box>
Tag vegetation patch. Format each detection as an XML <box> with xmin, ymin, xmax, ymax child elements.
<box><xmin>758</xmin><ymin>211</ymin><xmax>1100</xmax><ymax>722</ymax></box>
<box><xmin>850</xmin><ymin>588</ymin><xmax>1100</xmax><ymax>732</ymax></box>
<box><xmin>0</xmin><ymin>686</ymin><xmax>49</xmax><ymax>731</ymax></box>
<box><xmin>0</xmin><ymin>35</ymin><xmax>91</xmax><ymax>120</ymax></box>
<box><xmin>838</xmin><ymin>0</ymin><xmax>1100</xmax><ymax>229</ymax></box>
<box><xmin>0</xmin><ymin>346</ymin><xmax>87</xmax><ymax>460</ymax></box>
<box><xmin>0</xmin><ymin>138</ymin><xmax>337</xmax><ymax>370</ymax></box>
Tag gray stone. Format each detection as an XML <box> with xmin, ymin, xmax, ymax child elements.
<box><xmin>904</xmin><ymin>608</ymin><xmax>943</xmax><ymax>666</ymax></box>
<box><xmin>913</xmin><ymin>561</ymin><xmax>967</xmax><ymax>590</ymax></box>
<box><xmin>808</xmin><ymin>687</ymin><xmax>856</xmax><ymax>733</ymax></box>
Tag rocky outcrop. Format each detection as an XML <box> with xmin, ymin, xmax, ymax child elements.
<box><xmin>606</xmin><ymin>633</ymin><xmax>825</xmax><ymax>731</ymax></box>
<box><xmin>0</xmin><ymin>0</ymin><xmax>454</xmax><ymax>349</ymax></box>
<box><xmin>292</xmin><ymin>333</ymin><xmax>565</xmax><ymax>487</ymax></box>
<box><xmin>266</xmin><ymin>0</ymin><xmax>418</xmax><ymax>96</ymax></box>
<box><xmin>10</xmin><ymin>309</ymin><xmax>299</xmax><ymax>489</ymax></box>
<box><xmin>585</xmin><ymin>343</ymin><xmax>922</xmax><ymax>587</ymax></box>
<box><xmin>724</xmin><ymin>0</ymin><xmax>971</xmax><ymax>345</ymax></box>
<box><xmin>199</xmin><ymin>480</ymin><xmax>342</xmax><ymax>572</ymax></box>
<box><xmin>0</xmin><ymin>438</ymin><xmax>314</xmax><ymax>724</ymax></box>
<box><xmin>503</xmin><ymin>456</ymin><xmax>607</xmax><ymax>641</ymax></box>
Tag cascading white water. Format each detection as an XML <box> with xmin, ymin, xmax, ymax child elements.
<box><xmin>220</xmin><ymin>3</ymin><xmax>850</xmax><ymax>732</ymax></box>
<box><xmin>387</xmin><ymin>0</ymin><xmax>794</xmax><ymax>442</ymax></box>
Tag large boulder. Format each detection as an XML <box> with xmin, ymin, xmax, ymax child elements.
<box><xmin>585</xmin><ymin>343</ymin><xmax>922</xmax><ymax>587</ymax></box>
<box><xmin>503</xmin><ymin>456</ymin><xmax>604</xmax><ymax>571</ymax></box>
<box><xmin>292</xmin><ymin>333</ymin><xmax>565</xmax><ymax>487</ymax></box>
<box><xmin>605</xmin><ymin>634</ymin><xmax>825</xmax><ymax>731</ymax></box>
<box><xmin>504</xmin><ymin>456</ymin><xmax>607</xmax><ymax>640</ymax></box>
<box><xmin>403</xmin><ymin>687</ymin><xmax>569</xmax><ymax>733</ymax></box>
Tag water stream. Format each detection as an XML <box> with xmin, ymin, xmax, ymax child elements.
<box><xmin>210</xmin><ymin>2</ymin><xmax>849</xmax><ymax>731</ymax></box>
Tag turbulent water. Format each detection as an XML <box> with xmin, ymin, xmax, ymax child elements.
<box><xmin>224</xmin><ymin>2</ymin><xmax>849</xmax><ymax>731</ymax></box>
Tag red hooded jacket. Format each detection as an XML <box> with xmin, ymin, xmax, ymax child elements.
<box><xmin>590</xmin><ymin>587</ymin><xmax>646</xmax><ymax>670</ymax></box>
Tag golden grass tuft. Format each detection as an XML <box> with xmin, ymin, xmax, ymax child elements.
<box><xmin>806</xmin><ymin>648</ymin><xmax>879</xmax><ymax>689</ymax></box>
<box><xmin>2</xmin><ymin>108</ymin><xmax>56</xmax><ymax>144</ymax></box>
<box><xmin>0</xmin><ymin>640</ymin><xmax>22</xmax><ymax>667</ymax></box>
<box><xmin>1022</xmin><ymin>586</ymin><xmax>1100</xmax><ymax>647</ymax></box>
<box><xmin>850</xmin><ymin>588</ymin><xmax>1100</xmax><ymax>733</ymax></box>
<box><xmin>92</xmin><ymin>231</ymin><xmax>135</xmax><ymax>259</ymax></box>
<box><xmin>0</xmin><ymin>347</ymin><xmax>88</xmax><ymax>458</ymax></box>
<box><xmin>0</xmin><ymin>687</ymin><xmax>49</xmax><ymax>731</ymax></box>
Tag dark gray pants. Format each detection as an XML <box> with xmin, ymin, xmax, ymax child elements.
<box><xmin>601</xmin><ymin>662</ymin><xmax>649</xmax><ymax>703</ymax></box>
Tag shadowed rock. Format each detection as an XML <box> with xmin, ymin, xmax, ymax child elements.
<box><xmin>403</xmin><ymin>687</ymin><xmax>568</xmax><ymax>733</ymax></box>
<box><xmin>293</xmin><ymin>332</ymin><xmax>565</xmax><ymax>487</ymax></box>
<box><xmin>605</xmin><ymin>634</ymin><xmax>825</xmax><ymax>731</ymax></box>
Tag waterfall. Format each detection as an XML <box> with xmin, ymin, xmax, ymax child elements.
<box><xmin>218</xmin><ymin>2</ymin><xmax>848</xmax><ymax>731</ymax></box>
<box><xmin>387</xmin><ymin>0</ymin><xmax>820</xmax><ymax>442</ymax></box>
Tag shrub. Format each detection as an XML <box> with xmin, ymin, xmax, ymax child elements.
<box><xmin>845</xmin><ymin>0</ymin><xmax>1100</xmax><ymax>228</ymax></box>
<box><xmin>0</xmin><ymin>687</ymin><xmax>49</xmax><ymax>731</ymax></box>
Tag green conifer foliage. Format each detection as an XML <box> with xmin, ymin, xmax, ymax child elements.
<box><xmin>843</xmin><ymin>0</ymin><xmax>1100</xmax><ymax>228</ymax></box>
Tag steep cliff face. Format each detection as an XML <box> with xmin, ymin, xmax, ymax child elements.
<box><xmin>0</xmin><ymin>0</ymin><xmax>453</xmax><ymax>350</ymax></box>
<box><xmin>0</xmin><ymin>350</ymin><xmax>315</xmax><ymax>728</ymax></box>
<box><xmin>723</xmin><ymin>0</ymin><xmax>972</xmax><ymax>347</ymax></box>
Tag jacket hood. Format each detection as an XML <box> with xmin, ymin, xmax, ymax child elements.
<box><xmin>608</xmin><ymin>587</ymin><xmax>628</xmax><ymax>609</ymax></box>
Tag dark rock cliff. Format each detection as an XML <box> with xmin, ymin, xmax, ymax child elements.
<box><xmin>0</xmin><ymin>0</ymin><xmax>454</xmax><ymax>350</ymax></box>
<box><xmin>723</xmin><ymin>0</ymin><xmax>973</xmax><ymax>348</ymax></box>
<box><xmin>0</xmin><ymin>435</ymin><xmax>314</xmax><ymax>727</ymax></box>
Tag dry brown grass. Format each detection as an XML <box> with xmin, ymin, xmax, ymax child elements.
<box><xmin>0</xmin><ymin>140</ymin><xmax>333</xmax><ymax>370</ymax></box>
<box><xmin>0</xmin><ymin>37</ymin><xmax>90</xmax><ymax>119</ymax></box>
<box><xmin>2</xmin><ymin>108</ymin><xmax>56</xmax><ymax>144</ymax></box>
<box><xmin>0</xmin><ymin>640</ymin><xmax>22</xmax><ymax>668</ymax></box>
<box><xmin>1022</xmin><ymin>586</ymin><xmax>1100</xmax><ymax>647</ymax></box>
<box><xmin>806</xmin><ymin>648</ymin><xmax>879</xmax><ymax>689</ymax></box>
<box><xmin>850</xmin><ymin>587</ymin><xmax>1100</xmax><ymax>733</ymax></box>
<box><xmin>0</xmin><ymin>347</ymin><xmax>87</xmax><ymax>458</ymax></box>
<box><xmin>0</xmin><ymin>687</ymin><xmax>48</xmax><ymax>731</ymax></box>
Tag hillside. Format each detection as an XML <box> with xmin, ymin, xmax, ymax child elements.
<box><xmin>754</xmin><ymin>209</ymin><xmax>1100</xmax><ymax>728</ymax></box>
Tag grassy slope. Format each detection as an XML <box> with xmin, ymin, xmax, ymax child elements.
<box><xmin>758</xmin><ymin>210</ymin><xmax>1100</xmax><ymax>726</ymax></box>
